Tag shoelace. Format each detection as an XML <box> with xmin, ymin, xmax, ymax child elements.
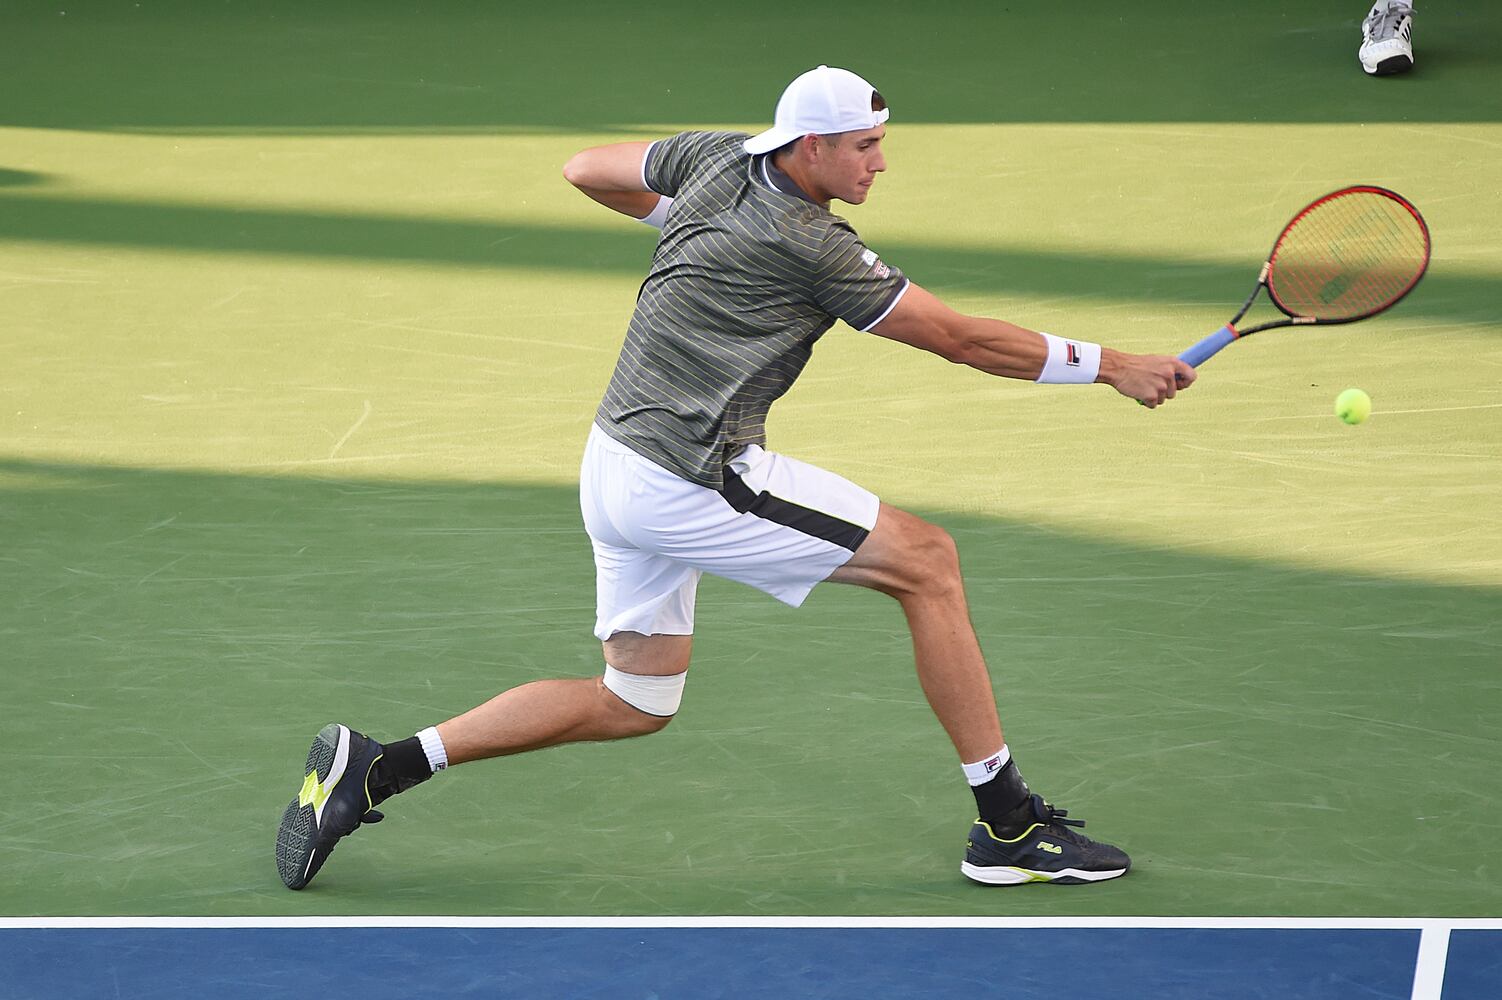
<box><xmin>1028</xmin><ymin>793</ymin><xmax>1086</xmax><ymax>829</ymax></box>
<box><xmin>1368</xmin><ymin>3</ymin><xmax>1412</xmax><ymax>43</ymax></box>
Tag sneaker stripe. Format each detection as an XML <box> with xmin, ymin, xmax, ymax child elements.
<box><xmin>971</xmin><ymin>817</ymin><xmax>1046</xmax><ymax>845</ymax></box>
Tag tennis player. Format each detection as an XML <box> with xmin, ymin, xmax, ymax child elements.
<box><xmin>275</xmin><ymin>65</ymin><xmax>1195</xmax><ymax>891</ymax></box>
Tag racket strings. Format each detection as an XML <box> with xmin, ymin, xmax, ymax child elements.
<box><xmin>1268</xmin><ymin>190</ymin><xmax>1429</xmax><ymax>320</ymax></box>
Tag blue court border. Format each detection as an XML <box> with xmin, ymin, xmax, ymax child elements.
<box><xmin>2</xmin><ymin>918</ymin><xmax>1497</xmax><ymax>1000</ymax></box>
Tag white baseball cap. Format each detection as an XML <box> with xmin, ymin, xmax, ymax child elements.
<box><xmin>743</xmin><ymin>65</ymin><xmax>889</xmax><ymax>155</ymax></box>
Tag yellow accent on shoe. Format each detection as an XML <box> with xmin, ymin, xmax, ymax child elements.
<box><xmin>972</xmin><ymin>817</ymin><xmax>1045</xmax><ymax>845</ymax></box>
<box><xmin>365</xmin><ymin>753</ymin><xmax>382</xmax><ymax>811</ymax></box>
<box><xmin>1037</xmin><ymin>841</ymin><xmax>1063</xmax><ymax>855</ymax></box>
<box><xmin>297</xmin><ymin>769</ymin><xmax>330</xmax><ymax>811</ymax></box>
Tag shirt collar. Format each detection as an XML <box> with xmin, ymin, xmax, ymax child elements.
<box><xmin>758</xmin><ymin>155</ymin><xmax>819</xmax><ymax>205</ymax></box>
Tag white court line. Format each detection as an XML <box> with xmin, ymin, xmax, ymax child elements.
<box><xmin>1411</xmin><ymin>926</ymin><xmax>1453</xmax><ymax>1000</ymax></box>
<box><xmin>3</xmin><ymin>916</ymin><xmax>1500</xmax><ymax>930</ymax></box>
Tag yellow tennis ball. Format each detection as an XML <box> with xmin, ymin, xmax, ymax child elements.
<box><xmin>1335</xmin><ymin>388</ymin><xmax>1372</xmax><ymax>425</ymax></box>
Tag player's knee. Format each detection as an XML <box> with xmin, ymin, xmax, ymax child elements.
<box><xmin>897</xmin><ymin>520</ymin><xmax>964</xmax><ymax>598</ymax></box>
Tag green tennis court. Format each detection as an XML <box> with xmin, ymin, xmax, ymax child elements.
<box><xmin>2</xmin><ymin>0</ymin><xmax>1498</xmax><ymax>919</ymax></box>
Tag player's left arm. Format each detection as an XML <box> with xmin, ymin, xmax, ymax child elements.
<box><xmin>870</xmin><ymin>282</ymin><xmax>1195</xmax><ymax>407</ymax></box>
<box><xmin>562</xmin><ymin>141</ymin><xmax>664</xmax><ymax>222</ymax></box>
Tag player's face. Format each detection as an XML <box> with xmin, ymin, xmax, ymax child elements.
<box><xmin>818</xmin><ymin>125</ymin><xmax>887</xmax><ymax>205</ymax></box>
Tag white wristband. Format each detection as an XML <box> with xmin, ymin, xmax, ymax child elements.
<box><xmin>638</xmin><ymin>195</ymin><xmax>673</xmax><ymax>229</ymax></box>
<box><xmin>1036</xmin><ymin>333</ymin><xmax>1102</xmax><ymax>384</ymax></box>
<box><xmin>416</xmin><ymin>726</ymin><xmax>448</xmax><ymax>772</ymax></box>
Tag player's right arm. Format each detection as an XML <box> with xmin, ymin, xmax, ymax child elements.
<box><xmin>562</xmin><ymin>141</ymin><xmax>662</xmax><ymax>221</ymax></box>
<box><xmin>870</xmin><ymin>282</ymin><xmax>1194</xmax><ymax>408</ymax></box>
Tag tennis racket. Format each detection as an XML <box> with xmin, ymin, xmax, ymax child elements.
<box><xmin>1177</xmin><ymin>185</ymin><xmax>1431</xmax><ymax>370</ymax></box>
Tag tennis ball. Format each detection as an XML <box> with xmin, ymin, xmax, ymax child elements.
<box><xmin>1335</xmin><ymin>388</ymin><xmax>1372</xmax><ymax>425</ymax></box>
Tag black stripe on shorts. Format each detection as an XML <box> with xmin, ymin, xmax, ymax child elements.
<box><xmin>719</xmin><ymin>471</ymin><xmax>870</xmax><ymax>553</ymax></box>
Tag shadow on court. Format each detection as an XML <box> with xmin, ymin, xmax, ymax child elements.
<box><xmin>0</xmin><ymin>191</ymin><xmax>1491</xmax><ymax>329</ymax></box>
<box><xmin>2</xmin><ymin>456</ymin><xmax>1498</xmax><ymax>918</ymax></box>
<box><xmin>2</xmin><ymin>1</ymin><xmax>1498</xmax><ymax>131</ymax></box>
<box><xmin>0</xmin><ymin>168</ymin><xmax>50</xmax><ymax>188</ymax></box>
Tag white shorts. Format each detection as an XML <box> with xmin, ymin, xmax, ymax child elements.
<box><xmin>579</xmin><ymin>423</ymin><xmax>880</xmax><ymax>641</ymax></box>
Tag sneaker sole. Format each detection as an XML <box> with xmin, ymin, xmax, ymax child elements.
<box><xmin>1363</xmin><ymin>54</ymin><xmax>1414</xmax><ymax>75</ymax></box>
<box><xmin>275</xmin><ymin>723</ymin><xmax>351</xmax><ymax>890</ymax></box>
<box><xmin>961</xmin><ymin>861</ymin><xmax>1128</xmax><ymax>886</ymax></box>
<box><xmin>1360</xmin><ymin>36</ymin><xmax>1413</xmax><ymax>76</ymax></box>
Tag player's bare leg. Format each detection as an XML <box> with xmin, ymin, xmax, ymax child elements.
<box><xmin>438</xmin><ymin>632</ymin><xmax>689</xmax><ymax>763</ymax></box>
<box><xmin>275</xmin><ymin>633</ymin><xmax>686</xmax><ymax>889</ymax></box>
<box><xmin>828</xmin><ymin>504</ymin><xmax>1002</xmax><ymax>761</ymax></box>
<box><xmin>829</xmin><ymin>502</ymin><xmax>1130</xmax><ymax>884</ymax></box>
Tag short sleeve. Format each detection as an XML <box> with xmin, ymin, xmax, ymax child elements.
<box><xmin>643</xmin><ymin>131</ymin><xmax>747</xmax><ymax>198</ymax></box>
<box><xmin>812</xmin><ymin>225</ymin><xmax>910</xmax><ymax>331</ymax></box>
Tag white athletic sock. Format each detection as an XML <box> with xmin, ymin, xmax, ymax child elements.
<box><xmin>416</xmin><ymin>726</ymin><xmax>448</xmax><ymax>772</ymax></box>
<box><xmin>961</xmin><ymin>745</ymin><xmax>1012</xmax><ymax>787</ymax></box>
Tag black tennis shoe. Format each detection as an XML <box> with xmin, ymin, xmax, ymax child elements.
<box><xmin>961</xmin><ymin>794</ymin><xmax>1131</xmax><ymax>885</ymax></box>
<box><xmin>275</xmin><ymin>723</ymin><xmax>387</xmax><ymax>890</ymax></box>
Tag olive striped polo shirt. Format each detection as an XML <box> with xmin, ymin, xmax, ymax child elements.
<box><xmin>594</xmin><ymin>130</ymin><xmax>908</xmax><ymax>490</ymax></box>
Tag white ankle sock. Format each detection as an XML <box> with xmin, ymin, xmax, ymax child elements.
<box><xmin>961</xmin><ymin>745</ymin><xmax>1011</xmax><ymax>787</ymax></box>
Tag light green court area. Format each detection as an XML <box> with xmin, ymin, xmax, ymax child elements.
<box><xmin>2</xmin><ymin>1</ymin><xmax>1499</xmax><ymax>916</ymax></box>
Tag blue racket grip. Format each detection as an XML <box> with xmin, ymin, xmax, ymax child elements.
<box><xmin>1179</xmin><ymin>325</ymin><xmax>1237</xmax><ymax>368</ymax></box>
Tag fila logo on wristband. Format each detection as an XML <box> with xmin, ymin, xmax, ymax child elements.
<box><xmin>984</xmin><ymin>755</ymin><xmax>1003</xmax><ymax>773</ymax></box>
<box><xmin>1037</xmin><ymin>332</ymin><xmax>1102</xmax><ymax>384</ymax></box>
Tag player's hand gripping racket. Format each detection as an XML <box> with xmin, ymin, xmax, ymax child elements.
<box><xmin>1178</xmin><ymin>185</ymin><xmax>1431</xmax><ymax>371</ymax></box>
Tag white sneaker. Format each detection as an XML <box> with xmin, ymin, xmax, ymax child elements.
<box><xmin>1359</xmin><ymin>2</ymin><xmax>1414</xmax><ymax>76</ymax></box>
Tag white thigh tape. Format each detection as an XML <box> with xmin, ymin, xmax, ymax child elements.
<box><xmin>603</xmin><ymin>664</ymin><xmax>687</xmax><ymax>717</ymax></box>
